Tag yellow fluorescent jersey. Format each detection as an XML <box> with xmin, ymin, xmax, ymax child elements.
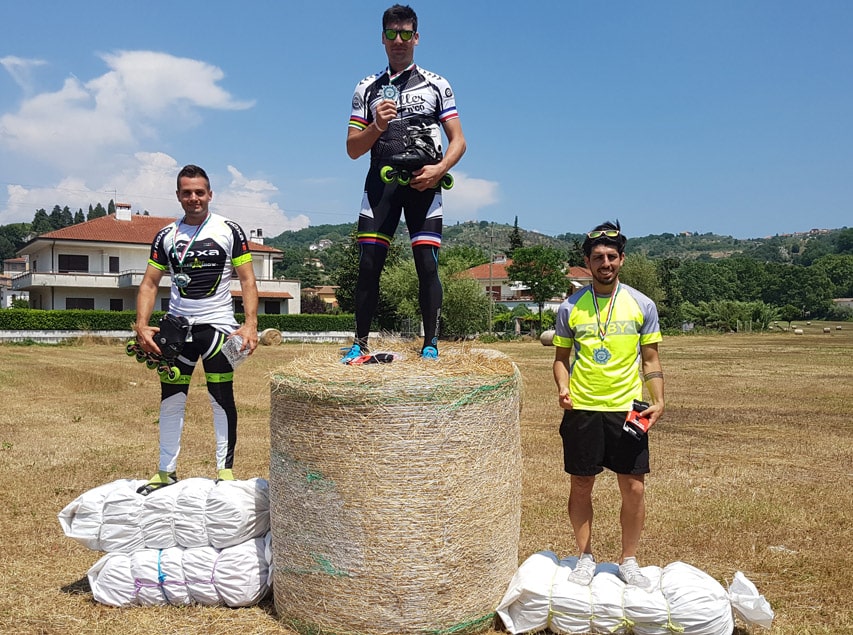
<box><xmin>553</xmin><ymin>283</ymin><xmax>662</xmax><ymax>411</ymax></box>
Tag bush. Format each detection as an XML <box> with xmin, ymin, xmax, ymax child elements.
<box><xmin>0</xmin><ymin>309</ymin><xmax>356</xmax><ymax>332</ymax></box>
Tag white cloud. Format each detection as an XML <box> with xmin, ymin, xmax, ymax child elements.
<box><xmin>1</xmin><ymin>56</ymin><xmax>47</xmax><ymax>94</ymax></box>
<box><xmin>440</xmin><ymin>171</ymin><xmax>500</xmax><ymax>222</ymax></box>
<box><xmin>214</xmin><ymin>165</ymin><xmax>310</xmax><ymax>237</ymax></box>
<box><xmin>0</xmin><ymin>153</ymin><xmax>309</xmax><ymax>239</ymax></box>
<box><xmin>0</xmin><ymin>50</ymin><xmax>253</xmax><ymax>173</ymax></box>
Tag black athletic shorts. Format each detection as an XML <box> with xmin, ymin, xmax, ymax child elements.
<box><xmin>559</xmin><ymin>409</ymin><xmax>650</xmax><ymax>476</ymax></box>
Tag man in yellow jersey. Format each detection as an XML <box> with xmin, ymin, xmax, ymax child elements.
<box><xmin>552</xmin><ymin>220</ymin><xmax>665</xmax><ymax>590</ymax></box>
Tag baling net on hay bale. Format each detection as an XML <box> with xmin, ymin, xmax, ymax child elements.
<box><xmin>269</xmin><ymin>347</ymin><xmax>523</xmax><ymax>635</ymax></box>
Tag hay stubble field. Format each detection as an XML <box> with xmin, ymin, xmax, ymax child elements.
<box><xmin>0</xmin><ymin>326</ymin><xmax>851</xmax><ymax>634</ymax></box>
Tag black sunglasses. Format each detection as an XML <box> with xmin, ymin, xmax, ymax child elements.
<box><xmin>383</xmin><ymin>28</ymin><xmax>415</xmax><ymax>41</ymax></box>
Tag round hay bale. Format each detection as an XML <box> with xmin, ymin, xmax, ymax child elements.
<box><xmin>793</xmin><ymin>328</ymin><xmax>804</xmax><ymax>335</ymax></box>
<box><xmin>269</xmin><ymin>348</ymin><xmax>522</xmax><ymax>635</ymax></box>
<box><xmin>540</xmin><ymin>329</ymin><xmax>555</xmax><ymax>346</ymax></box>
<box><xmin>259</xmin><ymin>328</ymin><xmax>283</xmax><ymax>346</ymax></box>
<box><xmin>823</xmin><ymin>327</ymin><xmax>831</xmax><ymax>333</ymax></box>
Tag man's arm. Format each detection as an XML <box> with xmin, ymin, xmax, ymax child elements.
<box><xmin>232</xmin><ymin>261</ymin><xmax>259</xmax><ymax>353</ymax></box>
<box><xmin>346</xmin><ymin>99</ymin><xmax>398</xmax><ymax>159</ymax></box>
<box><xmin>411</xmin><ymin>117</ymin><xmax>467</xmax><ymax>191</ymax></box>
<box><xmin>553</xmin><ymin>345</ymin><xmax>573</xmax><ymax>410</ymax></box>
<box><xmin>134</xmin><ymin>265</ymin><xmax>165</xmax><ymax>354</ymax></box>
<box><xmin>640</xmin><ymin>342</ymin><xmax>665</xmax><ymax>426</ymax></box>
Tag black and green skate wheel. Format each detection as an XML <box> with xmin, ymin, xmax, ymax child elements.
<box><xmin>125</xmin><ymin>341</ymin><xmax>137</xmax><ymax>356</ymax></box>
<box><xmin>379</xmin><ymin>165</ymin><xmax>395</xmax><ymax>184</ymax></box>
<box><xmin>441</xmin><ymin>173</ymin><xmax>454</xmax><ymax>190</ymax></box>
<box><xmin>397</xmin><ymin>173</ymin><xmax>411</xmax><ymax>186</ymax></box>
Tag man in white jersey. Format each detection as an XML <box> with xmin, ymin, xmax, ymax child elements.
<box><xmin>343</xmin><ymin>3</ymin><xmax>466</xmax><ymax>361</ymax></box>
<box><xmin>133</xmin><ymin>164</ymin><xmax>259</xmax><ymax>494</ymax></box>
<box><xmin>552</xmin><ymin>220</ymin><xmax>665</xmax><ymax>589</ymax></box>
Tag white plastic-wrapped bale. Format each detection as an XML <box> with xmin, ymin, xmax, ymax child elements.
<box><xmin>497</xmin><ymin>551</ymin><xmax>773</xmax><ymax>635</ymax></box>
<box><xmin>269</xmin><ymin>348</ymin><xmax>523</xmax><ymax>635</ymax></box>
<box><xmin>87</xmin><ymin>533</ymin><xmax>273</xmax><ymax>607</ymax></box>
<box><xmin>58</xmin><ymin>477</ymin><xmax>270</xmax><ymax>552</ymax></box>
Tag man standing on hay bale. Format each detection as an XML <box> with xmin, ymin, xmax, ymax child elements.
<box><xmin>343</xmin><ymin>3</ymin><xmax>467</xmax><ymax>361</ymax></box>
<box><xmin>552</xmin><ymin>220</ymin><xmax>665</xmax><ymax>590</ymax></box>
<box><xmin>133</xmin><ymin>164</ymin><xmax>259</xmax><ymax>494</ymax></box>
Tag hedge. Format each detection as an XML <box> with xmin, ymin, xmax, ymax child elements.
<box><xmin>0</xmin><ymin>309</ymin><xmax>355</xmax><ymax>332</ymax></box>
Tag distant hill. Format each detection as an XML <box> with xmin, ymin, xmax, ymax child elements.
<box><xmin>265</xmin><ymin>221</ymin><xmax>850</xmax><ymax>264</ymax></box>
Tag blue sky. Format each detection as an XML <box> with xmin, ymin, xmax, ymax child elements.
<box><xmin>1</xmin><ymin>1</ymin><xmax>851</xmax><ymax>240</ymax></box>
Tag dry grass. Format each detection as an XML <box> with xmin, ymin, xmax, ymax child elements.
<box><xmin>0</xmin><ymin>324</ymin><xmax>851</xmax><ymax>634</ymax></box>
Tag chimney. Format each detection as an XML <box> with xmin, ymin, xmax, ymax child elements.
<box><xmin>115</xmin><ymin>202</ymin><xmax>132</xmax><ymax>221</ymax></box>
<box><xmin>254</xmin><ymin>228</ymin><xmax>264</xmax><ymax>245</ymax></box>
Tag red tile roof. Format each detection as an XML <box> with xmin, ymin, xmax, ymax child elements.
<box><xmin>34</xmin><ymin>214</ymin><xmax>281</xmax><ymax>253</ymax></box>
<box><xmin>463</xmin><ymin>258</ymin><xmax>591</xmax><ymax>281</ymax></box>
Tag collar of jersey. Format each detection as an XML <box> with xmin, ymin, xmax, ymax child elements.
<box><xmin>387</xmin><ymin>63</ymin><xmax>416</xmax><ymax>83</ymax></box>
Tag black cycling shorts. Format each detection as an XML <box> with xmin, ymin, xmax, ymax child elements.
<box><xmin>559</xmin><ymin>409</ymin><xmax>650</xmax><ymax>476</ymax></box>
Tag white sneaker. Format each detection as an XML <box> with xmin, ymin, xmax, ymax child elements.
<box><xmin>619</xmin><ymin>557</ymin><xmax>653</xmax><ymax>590</ymax></box>
<box><xmin>567</xmin><ymin>553</ymin><xmax>596</xmax><ymax>586</ymax></box>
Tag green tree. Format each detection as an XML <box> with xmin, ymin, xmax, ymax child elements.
<box><xmin>619</xmin><ymin>253</ymin><xmax>665</xmax><ymax>306</ymax></box>
<box><xmin>60</xmin><ymin>206</ymin><xmax>73</xmax><ymax>227</ymax></box>
<box><xmin>778</xmin><ymin>304</ymin><xmax>801</xmax><ymax>328</ymax></box>
<box><xmin>440</xmin><ymin>274</ymin><xmax>489</xmax><ymax>338</ymax></box>
<box><xmin>0</xmin><ymin>235</ymin><xmax>14</xmax><ymax>261</ymax></box>
<box><xmin>567</xmin><ymin>238</ymin><xmax>585</xmax><ymax>267</ymax></box>
<box><xmin>656</xmin><ymin>257</ymin><xmax>683</xmax><ymax>329</ymax></box>
<box><xmin>31</xmin><ymin>208</ymin><xmax>52</xmax><ymax>234</ymax></box>
<box><xmin>49</xmin><ymin>205</ymin><xmax>63</xmax><ymax>230</ymax></box>
<box><xmin>508</xmin><ymin>216</ymin><xmax>523</xmax><ymax>256</ymax></box>
<box><xmin>439</xmin><ymin>245</ymin><xmax>488</xmax><ymax>271</ymax></box>
<box><xmin>506</xmin><ymin>245</ymin><xmax>566</xmax><ymax>330</ymax></box>
<box><xmin>300</xmin><ymin>292</ymin><xmax>328</xmax><ymax>314</ymax></box>
<box><xmin>108</xmin><ymin>200</ymin><xmax>116</xmax><ymax>215</ymax></box>
<box><xmin>88</xmin><ymin>203</ymin><xmax>107</xmax><ymax>220</ymax></box>
<box><xmin>812</xmin><ymin>254</ymin><xmax>853</xmax><ymax>298</ymax></box>
<box><xmin>835</xmin><ymin>228</ymin><xmax>853</xmax><ymax>254</ymax></box>
<box><xmin>74</xmin><ymin>208</ymin><xmax>85</xmax><ymax>224</ymax></box>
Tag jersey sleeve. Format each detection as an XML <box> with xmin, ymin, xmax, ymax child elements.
<box><xmin>226</xmin><ymin>220</ymin><xmax>253</xmax><ymax>267</ymax></box>
<box><xmin>624</xmin><ymin>286</ymin><xmax>663</xmax><ymax>345</ymax></box>
<box><xmin>147</xmin><ymin>225</ymin><xmax>173</xmax><ymax>271</ymax></box>
<box><xmin>349</xmin><ymin>77</ymin><xmax>373</xmax><ymax>131</ymax></box>
<box><xmin>430</xmin><ymin>74</ymin><xmax>459</xmax><ymax>124</ymax></box>
<box><xmin>552</xmin><ymin>300</ymin><xmax>576</xmax><ymax>349</ymax></box>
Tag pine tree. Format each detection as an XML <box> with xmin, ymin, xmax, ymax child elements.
<box><xmin>88</xmin><ymin>203</ymin><xmax>107</xmax><ymax>220</ymax></box>
<box><xmin>508</xmin><ymin>215</ymin><xmax>523</xmax><ymax>256</ymax></box>
<box><xmin>60</xmin><ymin>206</ymin><xmax>73</xmax><ymax>227</ymax></box>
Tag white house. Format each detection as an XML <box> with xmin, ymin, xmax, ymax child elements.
<box><xmin>462</xmin><ymin>256</ymin><xmax>593</xmax><ymax>312</ymax></box>
<box><xmin>1</xmin><ymin>257</ymin><xmax>29</xmax><ymax>308</ymax></box>
<box><xmin>12</xmin><ymin>209</ymin><xmax>300</xmax><ymax>314</ymax></box>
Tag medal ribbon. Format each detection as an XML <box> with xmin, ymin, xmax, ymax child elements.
<box><xmin>172</xmin><ymin>213</ymin><xmax>210</xmax><ymax>269</ymax></box>
<box><xmin>386</xmin><ymin>62</ymin><xmax>415</xmax><ymax>85</ymax></box>
<box><xmin>591</xmin><ymin>283</ymin><xmax>620</xmax><ymax>340</ymax></box>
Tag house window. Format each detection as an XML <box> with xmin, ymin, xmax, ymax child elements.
<box><xmin>234</xmin><ymin>299</ymin><xmax>245</xmax><ymax>313</ymax></box>
<box><xmin>66</xmin><ymin>298</ymin><xmax>95</xmax><ymax>310</ymax></box>
<box><xmin>264</xmin><ymin>300</ymin><xmax>281</xmax><ymax>314</ymax></box>
<box><xmin>110</xmin><ymin>299</ymin><xmax>123</xmax><ymax>311</ymax></box>
<box><xmin>58</xmin><ymin>254</ymin><xmax>89</xmax><ymax>273</ymax></box>
<box><xmin>160</xmin><ymin>298</ymin><xmax>170</xmax><ymax>312</ymax></box>
<box><xmin>109</xmin><ymin>257</ymin><xmax>120</xmax><ymax>273</ymax></box>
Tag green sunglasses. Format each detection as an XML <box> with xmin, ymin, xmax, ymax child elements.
<box><xmin>384</xmin><ymin>28</ymin><xmax>415</xmax><ymax>41</ymax></box>
<box><xmin>586</xmin><ymin>229</ymin><xmax>621</xmax><ymax>239</ymax></box>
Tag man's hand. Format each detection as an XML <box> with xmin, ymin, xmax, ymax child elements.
<box><xmin>410</xmin><ymin>163</ymin><xmax>447</xmax><ymax>191</ymax></box>
<box><xmin>374</xmin><ymin>99</ymin><xmax>397</xmax><ymax>132</ymax></box>
<box><xmin>231</xmin><ymin>324</ymin><xmax>258</xmax><ymax>354</ymax></box>
<box><xmin>558</xmin><ymin>386</ymin><xmax>573</xmax><ymax>410</ymax></box>
<box><xmin>134</xmin><ymin>324</ymin><xmax>161</xmax><ymax>355</ymax></box>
